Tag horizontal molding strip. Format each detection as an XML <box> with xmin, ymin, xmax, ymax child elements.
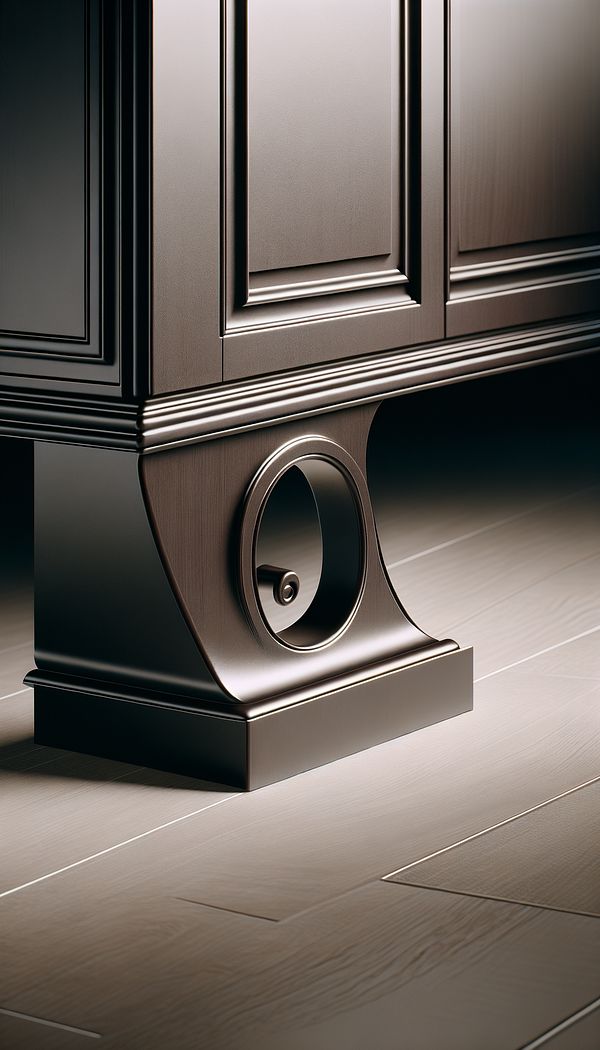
<box><xmin>450</xmin><ymin>244</ymin><xmax>600</xmax><ymax>285</ymax></box>
<box><xmin>140</xmin><ymin>318</ymin><xmax>600</xmax><ymax>452</ymax></box>
<box><xmin>0</xmin><ymin>393</ymin><xmax>140</xmax><ymax>449</ymax></box>
<box><xmin>247</xmin><ymin>268</ymin><xmax>408</xmax><ymax>307</ymax></box>
<box><xmin>1</xmin><ymin>319</ymin><xmax>599</xmax><ymax>452</ymax></box>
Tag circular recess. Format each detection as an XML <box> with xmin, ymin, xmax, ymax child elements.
<box><xmin>242</xmin><ymin>446</ymin><xmax>366</xmax><ymax>650</ymax></box>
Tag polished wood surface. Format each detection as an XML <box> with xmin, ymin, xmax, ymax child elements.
<box><xmin>452</xmin><ymin>0</ymin><xmax>600</xmax><ymax>251</ymax></box>
<box><xmin>152</xmin><ymin>0</ymin><xmax>221</xmax><ymax>393</ymax></box>
<box><xmin>0</xmin><ymin>0</ymin><xmax>597</xmax><ymax>404</ymax></box>
<box><xmin>447</xmin><ymin>0</ymin><xmax>600</xmax><ymax>336</ymax></box>
<box><xmin>247</xmin><ymin>0</ymin><xmax>395</xmax><ymax>273</ymax></box>
<box><xmin>222</xmin><ymin>0</ymin><xmax>445</xmax><ymax>377</ymax></box>
<box><xmin>0</xmin><ymin>0</ymin><xmax>87</xmax><ymax>342</ymax></box>
<box><xmin>0</xmin><ymin>0</ymin><xmax>124</xmax><ymax>393</ymax></box>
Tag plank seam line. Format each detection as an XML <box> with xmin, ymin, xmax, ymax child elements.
<box><xmin>381</xmin><ymin>773</ymin><xmax>600</xmax><ymax>880</ymax></box>
<box><xmin>0</xmin><ymin>794</ymin><xmax>241</xmax><ymax>901</ymax></box>
<box><xmin>382</xmin><ymin>880</ymin><xmax>600</xmax><ymax>921</ymax></box>
<box><xmin>175</xmin><ymin>897</ymin><xmax>279</xmax><ymax>923</ymax></box>
<box><xmin>0</xmin><ymin>687</ymin><xmax>32</xmax><ymax>703</ymax></box>
<box><xmin>387</xmin><ymin>484</ymin><xmax>599</xmax><ymax>569</ymax></box>
<box><xmin>450</xmin><ymin>549</ymin><xmax>600</xmax><ymax>637</ymax></box>
<box><xmin>518</xmin><ymin>995</ymin><xmax>600</xmax><ymax>1050</ymax></box>
<box><xmin>475</xmin><ymin>624</ymin><xmax>600</xmax><ymax>682</ymax></box>
<box><xmin>0</xmin><ymin>1006</ymin><xmax>101</xmax><ymax>1039</ymax></box>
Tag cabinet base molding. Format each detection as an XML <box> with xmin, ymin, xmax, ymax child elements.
<box><xmin>29</xmin><ymin>648</ymin><xmax>473</xmax><ymax>790</ymax></box>
<box><xmin>1</xmin><ymin>319</ymin><xmax>599</xmax><ymax>451</ymax></box>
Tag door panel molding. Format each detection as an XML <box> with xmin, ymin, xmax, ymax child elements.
<box><xmin>223</xmin><ymin>0</ymin><xmax>445</xmax><ymax>377</ymax></box>
<box><xmin>446</xmin><ymin>0</ymin><xmax>600</xmax><ymax>337</ymax></box>
<box><xmin>0</xmin><ymin>0</ymin><xmax>121</xmax><ymax>384</ymax></box>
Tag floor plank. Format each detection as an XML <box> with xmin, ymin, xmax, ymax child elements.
<box><xmin>0</xmin><ymin>693</ymin><xmax>236</xmax><ymax>894</ymax></box>
<box><xmin>2</xmin><ymin>667</ymin><xmax>595</xmax><ymax>921</ymax></box>
<box><xmin>1</xmin><ymin>880</ymin><xmax>600</xmax><ymax>1050</ymax></box>
<box><xmin>460</xmin><ymin>556</ymin><xmax>600</xmax><ymax>680</ymax></box>
<box><xmin>386</xmin><ymin>483</ymin><xmax>599</xmax><ymax>579</ymax></box>
<box><xmin>135</xmin><ymin>672</ymin><xmax>600</xmax><ymax>920</ymax></box>
<box><xmin>0</xmin><ymin>1009</ymin><xmax>101</xmax><ymax>1049</ymax></box>
<box><xmin>0</xmin><ymin>645</ymin><xmax>33</xmax><ymax>703</ymax></box>
<box><xmin>387</xmin><ymin>781</ymin><xmax>600</xmax><ymax>917</ymax></box>
<box><xmin>390</xmin><ymin>490</ymin><xmax>600</xmax><ymax>679</ymax></box>
<box><xmin>525</xmin><ymin>628</ymin><xmax>600</xmax><ymax>681</ymax></box>
<box><xmin>0</xmin><ymin>770</ymin><xmax>236</xmax><ymax>898</ymax></box>
<box><xmin>0</xmin><ymin>1014</ymin><xmax>97</xmax><ymax>1050</ymax></box>
<box><xmin>373</xmin><ymin>480</ymin><xmax>592</xmax><ymax>569</ymax></box>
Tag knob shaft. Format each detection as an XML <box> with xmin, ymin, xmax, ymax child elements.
<box><xmin>257</xmin><ymin>564</ymin><xmax>300</xmax><ymax>606</ymax></box>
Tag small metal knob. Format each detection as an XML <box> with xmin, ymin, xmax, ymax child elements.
<box><xmin>257</xmin><ymin>564</ymin><xmax>300</xmax><ymax>606</ymax></box>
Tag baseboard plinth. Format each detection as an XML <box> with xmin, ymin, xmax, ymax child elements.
<box><xmin>30</xmin><ymin>647</ymin><xmax>473</xmax><ymax>790</ymax></box>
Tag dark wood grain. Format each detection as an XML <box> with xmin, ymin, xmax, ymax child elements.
<box><xmin>222</xmin><ymin>0</ymin><xmax>445</xmax><ymax>379</ymax></box>
<box><xmin>452</xmin><ymin>0</ymin><xmax>600</xmax><ymax>251</ymax></box>
<box><xmin>447</xmin><ymin>0</ymin><xmax>600</xmax><ymax>336</ymax></box>
<box><xmin>0</xmin><ymin>0</ymin><xmax>123</xmax><ymax>391</ymax></box>
<box><xmin>151</xmin><ymin>0</ymin><xmax>221</xmax><ymax>393</ymax></box>
<box><xmin>0</xmin><ymin>0</ymin><xmax>87</xmax><ymax>342</ymax></box>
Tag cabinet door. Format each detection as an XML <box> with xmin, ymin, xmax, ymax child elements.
<box><xmin>0</xmin><ymin>0</ymin><xmax>121</xmax><ymax>393</ymax></box>
<box><xmin>447</xmin><ymin>0</ymin><xmax>600</xmax><ymax>338</ymax></box>
<box><xmin>222</xmin><ymin>0</ymin><xmax>444</xmax><ymax>381</ymax></box>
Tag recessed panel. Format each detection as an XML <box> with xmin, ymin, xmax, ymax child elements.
<box><xmin>452</xmin><ymin>0</ymin><xmax>600</xmax><ymax>254</ymax></box>
<box><xmin>247</xmin><ymin>0</ymin><xmax>395</xmax><ymax>274</ymax></box>
<box><xmin>0</xmin><ymin>0</ymin><xmax>88</xmax><ymax>340</ymax></box>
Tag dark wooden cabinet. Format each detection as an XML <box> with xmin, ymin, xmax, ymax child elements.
<box><xmin>2</xmin><ymin>1</ymin><xmax>599</xmax><ymax>788</ymax></box>
<box><xmin>1</xmin><ymin>0</ymin><xmax>599</xmax><ymax>396</ymax></box>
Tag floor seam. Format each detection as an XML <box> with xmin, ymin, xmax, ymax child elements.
<box><xmin>174</xmin><ymin>897</ymin><xmax>280</xmax><ymax>923</ymax></box>
<box><xmin>475</xmin><ymin>625</ymin><xmax>600</xmax><ymax>682</ymax></box>
<box><xmin>381</xmin><ymin>773</ymin><xmax>600</xmax><ymax>880</ymax></box>
<box><xmin>0</xmin><ymin>793</ymin><xmax>242</xmax><ymax>902</ymax></box>
<box><xmin>382</xmin><ymin>879</ymin><xmax>600</xmax><ymax>921</ymax></box>
<box><xmin>0</xmin><ymin>1006</ymin><xmax>101</xmax><ymax>1039</ymax></box>
<box><xmin>518</xmin><ymin>996</ymin><xmax>600</xmax><ymax>1049</ymax></box>
<box><xmin>387</xmin><ymin>483</ymin><xmax>600</xmax><ymax>569</ymax></box>
<box><xmin>448</xmin><ymin>549</ymin><xmax>600</xmax><ymax>637</ymax></box>
<box><xmin>0</xmin><ymin>687</ymin><xmax>32</xmax><ymax>703</ymax></box>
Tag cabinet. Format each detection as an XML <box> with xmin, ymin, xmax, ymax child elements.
<box><xmin>1</xmin><ymin>0</ymin><xmax>599</xmax><ymax>788</ymax></box>
<box><xmin>1</xmin><ymin>0</ymin><xmax>598</xmax><ymax>397</ymax></box>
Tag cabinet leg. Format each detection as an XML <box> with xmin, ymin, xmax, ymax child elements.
<box><xmin>30</xmin><ymin>404</ymin><xmax>472</xmax><ymax>788</ymax></box>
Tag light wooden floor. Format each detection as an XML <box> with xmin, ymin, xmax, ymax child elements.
<box><xmin>1</xmin><ymin>364</ymin><xmax>599</xmax><ymax>1049</ymax></box>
